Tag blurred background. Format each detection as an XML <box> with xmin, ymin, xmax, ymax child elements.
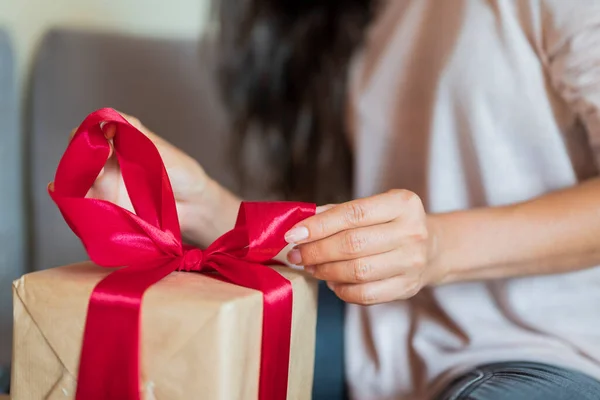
<box><xmin>0</xmin><ymin>0</ymin><xmax>229</xmax><ymax>393</ymax></box>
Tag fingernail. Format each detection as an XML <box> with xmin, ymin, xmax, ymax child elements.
<box><xmin>287</xmin><ymin>248</ymin><xmax>303</xmax><ymax>265</ymax></box>
<box><xmin>304</xmin><ymin>265</ymin><xmax>315</xmax><ymax>275</ymax></box>
<box><xmin>285</xmin><ymin>227</ymin><xmax>309</xmax><ymax>244</ymax></box>
<box><xmin>327</xmin><ymin>281</ymin><xmax>336</xmax><ymax>291</ymax></box>
<box><xmin>316</xmin><ymin>205</ymin><xmax>330</xmax><ymax>214</ymax></box>
<box><xmin>101</xmin><ymin>122</ymin><xmax>116</xmax><ymax>139</ymax></box>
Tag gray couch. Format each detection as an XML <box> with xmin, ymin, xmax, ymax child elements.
<box><xmin>0</xmin><ymin>29</ymin><xmax>22</xmax><ymax>390</ymax></box>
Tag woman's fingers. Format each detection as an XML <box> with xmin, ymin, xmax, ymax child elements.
<box><xmin>69</xmin><ymin>111</ymin><xmax>146</xmax><ymax>181</ymax></box>
<box><xmin>326</xmin><ymin>273</ymin><xmax>423</xmax><ymax>305</ymax></box>
<box><xmin>288</xmin><ymin>221</ymin><xmax>403</xmax><ymax>265</ymax></box>
<box><xmin>307</xmin><ymin>244</ymin><xmax>426</xmax><ymax>284</ymax></box>
<box><xmin>68</xmin><ymin>111</ymin><xmax>161</xmax><ymax>212</ymax></box>
<box><xmin>101</xmin><ymin>122</ymin><xmax>117</xmax><ymax>140</ymax></box>
<box><xmin>285</xmin><ymin>190</ymin><xmax>416</xmax><ymax>244</ymax></box>
<box><xmin>100</xmin><ymin>124</ymin><xmax>116</xmax><ymax>165</ymax></box>
<box><xmin>70</xmin><ymin>121</ymin><xmax>116</xmax><ymax>140</ymax></box>
<box><xmin>86</xmin><ymin>147</ymin><xmax>120</xmax><ymax>201</ymax></box>
<box><xmin>286</xmin><ymin>189</ymin><xmax>431</xmax><ymax>305</ymax></box>
<box><xmin>316</xmin><ymin>204</ymin><xmax>336</xmax><ymax>214</ymax></box>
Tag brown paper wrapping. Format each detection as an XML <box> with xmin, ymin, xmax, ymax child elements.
<box><xmin>11</xmin><ymin>262</ymin><xmax>317</xmax><ymax>400</ymax></box>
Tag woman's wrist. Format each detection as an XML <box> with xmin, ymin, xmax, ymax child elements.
<box><xmin>425</xmin><ymin>207</ymin><xmax>511</xmax><ymax>286</ymax></box>
<box><xmin>181</xmin><ymin>177</ymin><xmax>241</xmax><ymax>247</ymax></box>
<box><xmin>424</xmin><ymin>213</ymin><xmax>447</xmax><ymax>285</ymax></box>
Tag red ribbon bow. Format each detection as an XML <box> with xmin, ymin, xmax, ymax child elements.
<box><xmin>49</xmin><ymin>108</ymin><xmax>315</xmax><ymax>400</ymax></box>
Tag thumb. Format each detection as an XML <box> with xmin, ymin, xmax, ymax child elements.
<box><xmin>95</xmin><ymin>122</ymin><xmax>117</xmax><ymax>178</ymax></box>
<box><xmin>100</xmin><ymin>121</ymin><xmax>117</xmax><ymax>141</ymax></box>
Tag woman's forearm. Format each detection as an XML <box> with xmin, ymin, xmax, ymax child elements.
<box><xmin>430</xmin><ymin>177</ymin><xmax>600</xmax><ymax>285</ymax></box>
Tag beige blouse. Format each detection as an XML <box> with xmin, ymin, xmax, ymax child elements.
<box><xmin>347</xmin><ymin>1</ymin><xmax>600</xmax><ymax>399</ymax></box>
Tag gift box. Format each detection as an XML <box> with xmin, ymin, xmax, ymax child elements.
<box><xmin>11</xmin><ymin>262</ymin><xmax>317</xmax><ymax>399</ymax></box>
<box><xmin>10</xmin><ymin>109</ymin><xmax>318</xmax><ymax>400</ymax></box>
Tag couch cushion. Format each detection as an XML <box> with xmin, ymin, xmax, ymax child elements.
<box><xmin>29</xmin><ymin>29</ymin><xmax>237</xmax><ymax>272</ymax></box>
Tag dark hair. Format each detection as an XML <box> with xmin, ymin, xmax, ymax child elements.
<box><xmin>216</xmin><ymin>0</ymin><xmax>376</xmax><ymax>204</ymax></box>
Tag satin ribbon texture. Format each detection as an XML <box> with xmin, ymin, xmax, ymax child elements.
<box><xmin>49</xmin><ymin>108</ymin><xmax>315</xmax><ymax>400</ymax></box>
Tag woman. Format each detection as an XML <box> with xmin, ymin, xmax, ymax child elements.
<box><xmin>82</xmin><ymin>0</ymin><xmax>600</xmax><ymax>399</ymax></box>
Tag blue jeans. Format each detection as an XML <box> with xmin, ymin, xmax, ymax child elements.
<box><xmin>435</xmin><ymin>361</ymin><xmax>600</xmax><ymax>400</ymax></box>
<box><xmin>311</xmin><ymin>285</ymin><xmax>600</xmax><ymax>399</ymax></box>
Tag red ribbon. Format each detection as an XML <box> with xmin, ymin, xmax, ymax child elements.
<box><xmin>49</xmin><ymin>108</ymin><xmax>315</xmax><ymax>400</ymax></box>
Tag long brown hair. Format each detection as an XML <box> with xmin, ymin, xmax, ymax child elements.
<box><xmin>216</xmin><ymin>0</ymin><xmax>376</xmax><ymax>204</ymax></box>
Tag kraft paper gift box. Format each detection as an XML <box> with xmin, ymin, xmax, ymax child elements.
<box><xmin>10</xmin><ymin>108</ymin><xmax>319</xmax><ymax>400</ymax></box>
<box><xmin>11</xmin><ymin>262</ymin><xmax>317</xmax><ymax>399</ymax></box>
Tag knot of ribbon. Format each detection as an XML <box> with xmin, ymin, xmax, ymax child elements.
<box><xmin>179</xmin><ymin>248</ymin><xmax>205</xmax><ymax>272</ymax></box>
<box><xmin>49</xmin><ymin>108</ymin><xmax>315</xmax><ymax>400</ymax></box>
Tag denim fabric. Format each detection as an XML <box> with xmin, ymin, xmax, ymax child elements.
<box><xmin>436</xmin><ymin>361</ymin><xmax>600</xmax><ymax>400</ymax></box>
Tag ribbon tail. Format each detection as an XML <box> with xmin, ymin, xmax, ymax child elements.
<box><xmin>259</xmin><ymin>273</ymin><xmax>293</xmax><ymax>400</ymax></box>
<box><xmin>76</xmin><ymin>260</ymin><xmax>178</xmax><ymax>400</ymax></box>
<box><xmin>208</xmin><ymin>255</ymin><xmax>293</xmax><ymax>400</ymax></box>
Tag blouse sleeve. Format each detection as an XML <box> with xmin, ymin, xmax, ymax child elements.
<box><xmin>542</xmin><ymin>0</ymin><xmax>600</xmax><ymax>162</ymax></box>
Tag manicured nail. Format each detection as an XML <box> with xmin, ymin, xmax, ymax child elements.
<box><xmin>287</xmin><ymin>248</ymin><xmax>302</xmax><ymax>265</ymax></box>
<box><xmin>285</xmin><ymin>227</ymin><xmax>309</xmax><ymax>244</ymax></box>
<box><xmin>304</xmin><ymin>265</ymin><xmax>315</xmax><ymax>275</ymax></box>
<box><xmin>101</xmin><ymin>122</ymin><xmax>116</xmax><ymax>139</ymax></box>
<box><xmin>316</xmin><ymin>205</ymin><xmax>330</xmax><ymax>214</ymax></box>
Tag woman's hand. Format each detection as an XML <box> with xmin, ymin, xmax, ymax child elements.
<box><xmin>68</xmin><ymin>111</ymin><xmax>240</xmax><ymax>247</ymax></box>
<box><xmin>284</xmin><ymin>190</ymin><xmax>444</xmax><ymax>305</ymax></box>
